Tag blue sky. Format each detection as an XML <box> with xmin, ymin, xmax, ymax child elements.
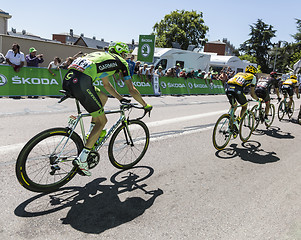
<box><xmin>1</xmin><ymin>0</ymin><xmax>300</xmax><ymax>48</ymax></box>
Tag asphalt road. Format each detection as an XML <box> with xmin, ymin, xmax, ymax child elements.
<box><xmin>0</xmin><ymin>94</ymin><xmax>301</xmax><ymax>240</ymax></box>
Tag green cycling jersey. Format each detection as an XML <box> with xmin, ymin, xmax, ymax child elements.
<box><xmin>68</xmin><ymin>51</ymin><xmax>131</xmax><ymax>81</ymax></box>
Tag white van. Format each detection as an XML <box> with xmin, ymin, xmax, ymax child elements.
<box><xmin>132</xmin><ymin>47</ymin><xmax>211</xmax><ymax>73</ymax></box>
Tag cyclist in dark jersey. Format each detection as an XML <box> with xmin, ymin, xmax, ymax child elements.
<box><xmin>254</xmin><ymin>71</ymin><xmax>281</xmax><ymax>123</ymax></box>
<box><xmin>62</xmin><ymin>42</ymin><xmax>152</xmax><ymax>176</ymax></box>
<box><xmin>225</xmin><ymin>65</ymin><xmax>259</xmax><ymax>126</ymax></box>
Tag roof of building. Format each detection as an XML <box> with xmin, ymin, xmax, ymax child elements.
<box><xmin>0</xmin><ymin>9</ymin><xmax>11</xmax><ymax>18</ymax></box>
<box><xmin>73</xmin><ymin>36</ymin><xmax>110</xmax><ymax>49</ymax></box>
<box><xmin>7</xmin><ymin>31</ymin><xmax>59</xmax><ymax>43</ymax></box>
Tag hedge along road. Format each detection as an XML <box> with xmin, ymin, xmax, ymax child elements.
<box><xmin>1</xmin><ymin>94</ymin><xmax>301</xmax><ymax>240</ymax></box>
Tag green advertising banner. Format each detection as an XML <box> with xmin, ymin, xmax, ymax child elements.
<box><xmin>137</xmin><ymin>35</ymin><xmax>155</xmax><ymax>63</ymax></box>
<box><xmin>0</xmin><ymin>65</ymin><xmax>224</xmax><ymax>96</ymax></box>
<box><xmin>0</xmin><ymin>65</ymin><xmax>68</xmax><ymax>96</ymax></box>
<box><xmin>159</xmin><ymin>77</ymin><xmax>225</xmax><ymax>95</ymax></box>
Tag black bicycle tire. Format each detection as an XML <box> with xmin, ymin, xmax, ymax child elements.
<box><xmin>108</xmin><ymin>120</ymin><xmax>150</xmax><ymax>169</ymax></box>
<box><xmin>288</xmin><ymin>100</ymin><xmax>295</xmax><ymax>119</ymax></box>
<box><xmin>277</xmin><ymin>100</ymin><xmax>285</xmax><ymax>121</ymax></box>
<box><xmin>265</xmin><ymin>103</ymin><xmax>275</xmax><ymax>128</ymax></box>
<box><xmin>239</xmin><ymin>111</ymin><xmax>254</xmax><ymax>142</ymax></box>
<box><xmin>212</xmin><ymin>114</ymin><xmax>232</xmax><ymax>150</ymax></box>
<box><xmin>16</xmin><ymin>127</ymin><xmax>83</xmax><ymax>193</ymax></box>
<box><xmin>251</xmin><ymin>105</ymin><xmax>260</xmax><ymax>131</ymax></box>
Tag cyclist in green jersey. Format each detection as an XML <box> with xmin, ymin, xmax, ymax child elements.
<box><xmin>62</xmin><ymin>42</ymin><xmax>152</xmax><ymax>176</ymax></box>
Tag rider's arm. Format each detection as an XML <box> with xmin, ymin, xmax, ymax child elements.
<box><xmin>101</xmin><ymin>76</ymin><xmax>123</xmax><ymax>101</ymax></box>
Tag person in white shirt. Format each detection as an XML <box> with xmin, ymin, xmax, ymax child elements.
<box><xmin>5</xmin><ymin>43</ymin><xmax>25</xmax><ymax>72</ymax></box>
<box><xmin>48</xmin><ymin>57</ymin><xmax>62</xmax><ymax>76</ymax></box>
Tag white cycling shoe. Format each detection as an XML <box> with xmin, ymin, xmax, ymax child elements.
<box><xmin>74</xmin><ymin>158</ymin><xmax>91</xmax><ymax>176</ymax></box>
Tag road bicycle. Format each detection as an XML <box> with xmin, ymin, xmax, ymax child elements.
<box><xmin>277</xmin><ymin>96</ymin><xmax>294</xmax><ymax>121</ymax></box>
<box><xmin>16</xmin><ymin>90</ymin><xmax>150</xmax><ymax>193</ymax></box>
<box><xmin>250</xmin><ymin>98</ymin><xmax>275</xmax><ymax>130</ymax></box>
<box><xmin>212</xmin><ymin>101</ymin><xmax>255</xmax><ymax>151</ymax></box>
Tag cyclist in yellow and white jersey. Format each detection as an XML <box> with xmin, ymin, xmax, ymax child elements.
<box><xmin>281</xmin><ymin>74</ymin><xmax>300</xmax><ymax>112</ymax></box>
<box><xmin>225</xmin><ymin>65</ymin><xmax>259</xmax><ymax>126</ymax></box>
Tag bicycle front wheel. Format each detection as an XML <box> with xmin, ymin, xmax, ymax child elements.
<box><xmin>212</xmin><ymin>114</ymin><xmax>232</xmax><ymax>150</ymax></box>
<box><xmin>108</xmin><ymin>120</ymin><xmax>150</xmax><ymax>169</ymax></box>
<box><xmin>16</xmin><ymin>128</ymin><xmax>83</xmax><ymax>193</ymax></box>
<box><xmin>277</xmin><ymin>100</ymin><xmax>286</xmax><ymax>121</ymax></box>
<box><xmin>265</xmin><ymin>103</ymin><xmax>275</xmax><ymax>128</ymax></box>
<box><xmin>239</xmin><ymin>111</ymin><xmax>255</xmax><ymax>142</ymax></box>
<box><xmin>251</xmin><ymin>105</ymin><xmax>260</xmax><ymax>131</ymax></box>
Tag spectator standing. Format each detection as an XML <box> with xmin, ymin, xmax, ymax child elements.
<box><xmin>139</xmin><ymin>63</ymin><xmax>149</xmax><ymax>82</ymax></box>
<box><xmin>155</xmin><ymin>66</ymin><xmax>164</xmax><ymax>77</ymax></box>
<box><xmin>5</xmin><ymin>43</ymin><xmax>25</xmax><ymax>72</ymax></box>
<box><xmin>126</xmin><ymin>55</ymin><xmax>135</xmax><ymax>77</ymax></box>
<box><xmin>48</xmin><ymin>57</ymin><xmax>62</xmax><ymax>76</ymax></box>
<box><xmin>147</xmin><ymin>65</ymin><xmax>155</xmax><ymax>83</ymax></box>
<box><xmin>187</xmin><ymin>70</ymin><xmax>194</xmax><ymax>79</ymax></box>
<box><xmin>60</xmin><ymin>51</ymin><xmax>83</xmax><ymax>69</ymax></box>
<box><xmin>218</xmin><ymin>70</ymin><xmax>228</xmax><ymax>87</ymax></box>
<box><xmin>25</xmin><ymin>47</ymin><xmax>44</xmax><ymax>67</ymax></box>
<box><xmin>179</xmin><ymin>68</ymin><xmax>187</xmax><ymax>78</ymax></box>
<box><xmin>175</xmin><ymin>63</ymin><xmax>181</xmax><ymax>77</ymax></box>
<box><xmin>134</xmin><ymin>61</ymin><xmax>141</xmax><ymax>75</ymax></box>
<box><xmin>0</xmin><ymin>53</ymin><xmax>5</xmax><ymax>64</ymax></box>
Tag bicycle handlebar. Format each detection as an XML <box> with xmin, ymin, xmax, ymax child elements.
<box><xmin>120</xmin><ymin>103</ymin><xmax>151</xmax><ymax>120</ymax></box>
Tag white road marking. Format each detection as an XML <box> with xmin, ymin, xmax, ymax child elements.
<box><xmin>0</xmin><ymin>110</ymin><xmax>225</xmax><ymax>156</ymax></box>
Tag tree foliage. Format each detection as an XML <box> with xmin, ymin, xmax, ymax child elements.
<box><xmin>291</xmin><ymin>18</ymin><xmax>301</xmax><ymax>42</ymax></box>
<box><xmin>240</xmin><ymin>19</ymin><xmax>276</xmax><ymax>73</ymax></box>
<box><xmin>153</xmin><ymin>10</ymin><xmax>209</xmax><ymax>50</ymax></box>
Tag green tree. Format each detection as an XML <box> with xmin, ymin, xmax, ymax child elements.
<box><xmin>240</xmin><ymin>19</ymin><xmax>276</xmax><ymax>73</ymax></box>
<box><xmin>152</xmin><ymin>10</ymin><xmax>209</xmax><ymax>50</ymax></box>
<box><xmin>291</xmin><ymin>18</ymin><xmax>301</xmax><ymax>42</ymax></box>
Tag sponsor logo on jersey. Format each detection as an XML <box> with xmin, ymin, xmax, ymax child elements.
<box><xmin>97</xmin><ymin>61</ymin><xmax>118</xmax><ymax>72</ymax></box>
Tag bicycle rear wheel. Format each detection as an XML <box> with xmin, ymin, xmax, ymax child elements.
<box><xmin>16</xmin><ymin>128</ymin><xmax>83</xmax><ymax>193</ymax></box>
<box><xmin>277</xmin><ymin>100</ymin><xmax>286</xmax><ymax>121</ymax></box>
<box><xmin>108</xmin><ymin>120</ymin><xmax>150</xmax><ymax>169</ymax></box>
<box><xmin>251</xmin><ymin>105</ymin><xmax>260</xmax><ymax>131</ymax></box>
<box><xmin>265</xmin><ymin>103</ymin><xmax>275</xmax><ymax>128</ymax></box>
<box><xmin>288</xmin><ymin>100</ymin><xmax>295</xmax><ymax>119</ymax></box>
<box><xmin>239</xmin><ymin>111</ymin><xmax>255</xmax><ymax>142</ymax></box>
<box><xmin>212</xmin><ymin>114</ymin><xmax>232</xmax><ymax>150</ymax></box>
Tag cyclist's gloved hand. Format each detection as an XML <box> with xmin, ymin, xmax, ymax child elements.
<box><xmin>277</xmin><ymin>97</ymin><xmax>281</xmax><ymax>103</ymax></box>
<box><xmin>144</xmin><ymin>104</ymin><xmax>153</xmax><ymax>117</ymax></box>
<box><xmin>120</xmin><ymin>98</ymin><xmax>131</xmax><ymax>104</ymax></box>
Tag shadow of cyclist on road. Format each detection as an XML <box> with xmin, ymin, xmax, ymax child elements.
<box><xmin>15</xmin><ymin>166</ymin><xmax>163</xmax><ymax>234</ymax></box>
<box><xmin>252</xmin><ymin>126</ymin><xmax>294</xmax><ymax>139</ymax></box>
<box><xmin>215</xmin><ymin>141</ymin><xmax>280</xmax><ymax>164</ymax></box>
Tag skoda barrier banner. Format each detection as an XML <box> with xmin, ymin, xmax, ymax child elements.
<box><xmin>0</xmin><ymin>65</ymin><xmax>224</xmax><ymax>96</ymax></box>
<box><xmin>0</xmin><ymin>65</ymin><xmax>67</xmax><ymax>96</ymax></box>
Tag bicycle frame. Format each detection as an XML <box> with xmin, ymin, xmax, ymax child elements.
<box><xmin>63</xmin><ymin>98</ymin><xmax>136</xmax><ymax>155</ymax></box>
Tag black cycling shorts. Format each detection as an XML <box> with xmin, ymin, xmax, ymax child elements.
<box><xmin>255</xmin><ymin>87</ymin><xmax>270</xmax><ymax>102</ymax></box>
<box><xmin>281</xmin><ymin>85</ymin><xmax>294</xmax><ymax>97</ymax></box>
<box><xmin>225</xmin><ymin>84</ymin><xmax>248</xmax><ymax>106</ymax></box>
<box><xmin>62</xmin><ymin>70</ymin><xmax>104</xmax><ymax>117</ymax></box>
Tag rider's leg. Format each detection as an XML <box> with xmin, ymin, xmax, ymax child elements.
<box><xmin>265</xmin><ymin>101</ymin><xmax>270</xmax><ymax>116</ymax></box>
